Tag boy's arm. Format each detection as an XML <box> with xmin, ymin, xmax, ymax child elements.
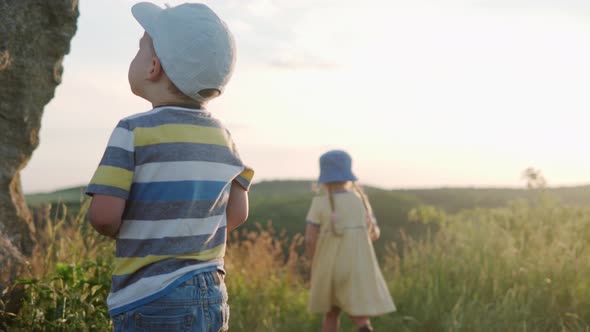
<box><xmin>88</xmin><ymin>195</ymin><xmax>126</xmax><ymax>238</ymax></box>
<box><xmin>226</xmin><ymin>182</ymin><xmax>249</xmax><ymax>232</ymax></box>
<box><xmin>86</xmin><ymin>119</ymin><xmax>135</xmax><ymax>238</ymax></box>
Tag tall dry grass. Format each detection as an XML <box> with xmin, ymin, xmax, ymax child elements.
<box><xmin>224</xmin><ymin>223</ymin><xmax>320</xmax><ymax>331</ymax></box>
<box><xmin>3</xmin><ymin>187</ymin><xmax>590</xmax><ymax>331</ymax></box>
<box><xmin>384</xmin><ymin>192</ymin><xmax>590</xmax><ymax>331</ymax></box>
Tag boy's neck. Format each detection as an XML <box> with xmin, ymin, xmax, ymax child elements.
<box><xmin>150</xmin><ymin>97</ymin><xmax>202</xmax><ymax>109</ymax></box>
<box><xmin>152</xmin><ymin>102</ymin><xmax>203</xmax><ymax>109</ymax></box>
<box><xmin>140</xmin><ymin>83</ymin><xmax>203</xmax><ymax>109</ymax></box>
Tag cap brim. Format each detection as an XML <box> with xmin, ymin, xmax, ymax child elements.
<box><xmin>131</xmin><ymin>2</ymin><xmax>162</xmax><ymax>38</ymax></box>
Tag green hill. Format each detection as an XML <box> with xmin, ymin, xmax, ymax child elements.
<box><xmin>403</xmin><ymin>185</ymin><xmax>590</xmax><ymax>212</ymax></box>
<box><xmin>26</xmin><ymin>186</ymin><xmax>86</xmax><ymax>207</ymax></box>
<box><xmin>26</xmin><ymin>182</ymin><xmax>590</xmax><ymax>211</ymax></box>
<box><xmin>25</xmin><ymin>181</ymin><xmax>590</xmax><ymax>255</ymax></box>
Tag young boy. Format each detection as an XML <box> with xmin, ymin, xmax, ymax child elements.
<box><xmin>85</xmin><ymin>2</ymin><xmax>253</xmax><ymax>331</ymax></box>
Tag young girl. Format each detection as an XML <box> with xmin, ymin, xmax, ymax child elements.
<box><xmin>305</xmin><ymin>150</ymin><xmax>395</xmax><ymax>332</ymax></box>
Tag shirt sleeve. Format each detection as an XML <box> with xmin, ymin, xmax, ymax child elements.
<box><xmin>234</xmin><ymin>167</ymin><xmax>255</xmax><ymax>191</ymax></box>
<box><xmin>226</xmin><ymin>129</ymin><xmax>255</xmax><ymax>191</ymax></box>
<box><xmin>85</xmin><ymin>120</ymin><xmax>135</xmax><ymax>199</ymax></box>
<box><xmin>306</xmin><ymin>197</ymin><xmax>322</xmax><ymax>226</ymax></box>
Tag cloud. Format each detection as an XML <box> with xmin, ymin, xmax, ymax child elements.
<box><xmin>402</xmin><ymin>0</ymin><xmax>590</xmax><ymax>15</ymax></box>
<box><xmin>268</xmin><ymin>59</ymin><xmax>340</xmax><ymax>70</ymax></box>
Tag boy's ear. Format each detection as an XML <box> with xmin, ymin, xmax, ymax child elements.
<box><xmin>148</xmin><ymin>56</ymin><xmax>163</xmax><ymax>81</ymax></box>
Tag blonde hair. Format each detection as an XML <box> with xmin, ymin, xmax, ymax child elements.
<box><xmin>325</xmin><ymin>183</ymin><xmax>343</xmax><ymax>236</ymax></box>
<box><xmin>322</xmin><ymin>181</ymin><xmax>375</xmax><ymax>236</ymax></box>
<box><xmin>352</xmin><ymin>182</ymin><xmax>377</xmax><ymax>236</ymax></box>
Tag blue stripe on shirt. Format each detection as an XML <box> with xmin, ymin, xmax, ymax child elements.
<box><xmin>129</xmin><ymin>181</ymin><xmax>228</xmax><ymax>202</ymax></box>
<box><xmin>86</xmin><ymin>184</ymin><xmax>129</xmax><ymax>199</ymax></box>
<box><xmin>100</xmin><ymin>147</ymin><xmax>135</xmax><ymax>171</ymax></box>
<box><xmin>135</xmin><ymin>143</ymin><xmax>242</xmax><ymax>166</ymax></box>
<box><xmin>125</xmin><ymin>111</ymin><xmax>221</xmax><ymax>130</ymax></box>
<box><xmin>122</xmin><ymin>200</ymin><xmax>227</xmax><ymax>220</ymax></box>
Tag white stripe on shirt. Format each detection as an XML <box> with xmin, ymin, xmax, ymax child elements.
<box><xmin>107</xmin><ymin>127</ymin><xmax>134</xmax><ymax>152</ymax></box>
<box><xmin>134</xmin><ymin>161</ymin><xmax>243</xmax><ymax>183</ymax></box>
<box><xmin>107</xmin><ymin>259</ymin><xmax>223</xmax><ymax>312</ymax></box>
<box><xmin>118</xmin><ymin>214</ymin><xmax>227</xmax><ymax>240</ymax></box>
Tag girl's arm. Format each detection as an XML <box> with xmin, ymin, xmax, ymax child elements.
<box><xmin>305</xmin><ymin>223</ymin><xmax>319</xmax><ymax>259</ymax></box>
<box><xmin>366</xmin><ymin>214</ymin><xmax>380</xmax><ymax>241</ymax></box>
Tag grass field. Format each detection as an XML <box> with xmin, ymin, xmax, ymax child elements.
<box><xmin>4</xmin><ymin>182</ymin><xmax>590</xmax><ymax>330</ymax></box>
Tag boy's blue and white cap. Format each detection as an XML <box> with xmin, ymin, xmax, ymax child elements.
<box><xmin>318</xmin><ymin>150</ymin><xmax>358</xmax><ymax>184</ymax></box>
<box><xmin>132</xmin><ymin>2</ymin><xmax>236</xmax><ymax>102</ymax></box>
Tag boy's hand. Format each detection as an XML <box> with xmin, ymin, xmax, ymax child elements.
<box><xmin>226</xmin><ymin>182</ymin><xmax>249</xmax><ymax>232</ymax></box>
<box><xmin>88</xmin><ymin>195</ymin><xmax>126</xmax><ymax>238</ymax></box>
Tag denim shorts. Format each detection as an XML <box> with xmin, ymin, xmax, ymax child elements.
<box><xmin>112</xmin><ymin>270</ymin><xmax>229</xmax><ymax>332</ymax></box>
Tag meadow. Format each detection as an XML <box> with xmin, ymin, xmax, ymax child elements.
<box><xmin>2</xmin><ymin>179</ymin><xmax>590</xmax><ymax>331</ymax></box>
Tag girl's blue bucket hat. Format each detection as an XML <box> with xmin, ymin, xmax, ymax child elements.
<box><xmin>318</xmin><ymin>150</ymin><xmax>358</xmax><ymax>183</ymax></box>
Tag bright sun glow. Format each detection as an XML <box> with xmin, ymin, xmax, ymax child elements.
<box><xmin>20</xmin><ymin>0</ymin><xmax>590</xmax><ymax>192</ymax></box>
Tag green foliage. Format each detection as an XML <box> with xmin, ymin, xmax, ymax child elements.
<box><xmin>1</xmin><ymin>202</ymin><xmax>113</xmax><ymax>331</ymax></box>
<box><xmin>385</xmin><ymin>190</ymin><xmax>590</xmax><ymax>331</ymax></box>
<box><xmin>11</xmin><ymin>260</ymin><xmax>112</xmax><ymax>331</ymax></box>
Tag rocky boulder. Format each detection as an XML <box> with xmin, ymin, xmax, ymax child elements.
<box><xmin>0</xmin><ymin>0</ymin><xmax>79</xmax><ymax>311</ymax></box>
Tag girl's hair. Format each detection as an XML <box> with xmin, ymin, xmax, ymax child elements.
<box><xmin>352</xmin><ymin>182</ymin><xmax>376</xmax><ymax>236</ymax></box>
<box><xmin>323</xmin><ymin>181</ymin><xmax>374</xmax><ymax>236</ymax></box>
<box><xmin>326</xmin><ymin>183</ymin><xmax>343</xmax><ymax>236</ymax></box>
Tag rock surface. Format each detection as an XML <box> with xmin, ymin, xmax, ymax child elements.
<box><xmin>0</xmin><ymin>0</ymin><xmax>79</xmax><ymax>285</ymax></box>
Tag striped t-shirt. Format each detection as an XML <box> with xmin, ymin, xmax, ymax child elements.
<box><xmin>86</xmin><ymin>105</ymin><xmax>254</xmax><ymax>316</ymax></box>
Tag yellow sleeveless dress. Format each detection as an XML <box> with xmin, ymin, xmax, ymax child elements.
<box><xmin>306</xmin><ymin>191</ymin><xmax>396</xmax><ymax>316</ymax></box>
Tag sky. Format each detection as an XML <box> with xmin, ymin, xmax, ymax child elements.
<box><xmin>20</xmin><ymin>0</ymin><xmax>590</xmax><ymax>193</ymax></box>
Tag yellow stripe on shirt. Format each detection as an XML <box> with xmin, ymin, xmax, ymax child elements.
<box><xmin>134</xmin><ymin>124</ymin><xmax>230</xmax><ymax>147</ymax></box>
<box><xmin>90</xmin><ymin>166</ymin><xmax>134</xmax><ymax>191</ymax></box>
<box><xmin>239</xmin><ymin>168</ymin><xmax>255</xmax><ymax>182</ymax></box>
<box><xmin>112</xmin><ymin>244</ymin><xmax>226</xmax><ymax>276</ymax></box>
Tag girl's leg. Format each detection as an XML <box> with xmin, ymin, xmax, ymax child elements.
<box><xmin>322</xmin><ymin>306</ymin><xmax>341</xmax><ymax>332</ymax></box>
<box><xmin>350</xmin><ymin>316</ymin><xmax>373</xmax><ymax>332</ymax></box>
